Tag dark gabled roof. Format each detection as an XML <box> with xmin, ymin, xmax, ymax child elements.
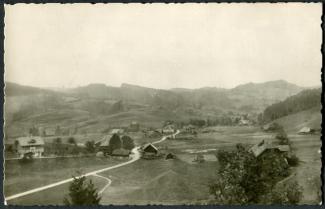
<box><xmin>143</xmin><ymin>143</ymin><xmax>158</xmax><ymax>151</ymax></box>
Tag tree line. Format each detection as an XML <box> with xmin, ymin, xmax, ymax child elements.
<box><xmin>259</xmin><ymin>88</ymin><xmax>321</xmax><ymax>123</ymax></box>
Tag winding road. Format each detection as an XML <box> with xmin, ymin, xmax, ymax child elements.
<box><xmin>5</xmin><ymin>130</ymin><xmax>179</xmax><ymax>203</ymax></box>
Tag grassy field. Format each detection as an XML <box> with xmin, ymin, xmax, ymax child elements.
<box><xmin>288</xmin><ymin>134</ymin><xmax>322</xmax><ymax>204</ymax></box>
<box><xmin>5</xmin><ymin>156</ymin><xmax>128</xmax><ymax>197</ymax></box>
<box><xmin>5</xmin><ymin>125</ymin><xmax>322</xmax><ymax>205</ymax></box>
<box><xmin>6</xmin><ymin>175</ymin><xmax>106</xmax><ymax>205</ymax></box>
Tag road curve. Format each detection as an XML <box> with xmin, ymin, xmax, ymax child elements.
<box><xmin>5</xmin><ymin>131</ymin><xmax>179</xmax><ymax>202</ymax></box>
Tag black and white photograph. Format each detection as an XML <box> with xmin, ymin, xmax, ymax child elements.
<box><xmin>3</xmin><ymin>3</ymin><xmax>323</xmax><ymax>205</ymax></box>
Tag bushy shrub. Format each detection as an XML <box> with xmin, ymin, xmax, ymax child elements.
<box><xmin>287</xmin><ymin>154</ymin><xmax>300</xmax><ymax>167</ymax></box>
<box><xmin>64</xmin><ymin>174</ymin><xmax>101</xmax><ymax>205</ymax></box>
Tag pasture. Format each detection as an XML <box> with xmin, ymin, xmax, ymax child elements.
<box><xmin>5</xmin><ymin>126</ymin><xmax>322</xmax><ymax>205</ymax></box>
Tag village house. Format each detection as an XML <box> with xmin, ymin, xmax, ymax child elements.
<box><xmin>249</xmin><ymin>140</ymin><xmax>290</xmax><ymax>157</ymax></box>
<box><xmin>141</xmin><ymin>143</ymin><xmax>160</xmax><ymax>159</ymax></box>
<box><xmin>182</xmin><ymin>124</ymin><xmax>197</xmax><ymax>134</ymax></box>
<box><xmin>298</xmin><ymin>127</ymin><xmax>315</xmax><ymax>135</ymax></box>
<box><xmin>110</xmin><ymin>128</ymin><xmax>125</xmax><ymax>135</ymax></box>
<box><xmin>15</xmin><ymin>136</ymin><xmax>45</xmax><ymax>158</ymax></box>
<box><xmin>162</xmin><ymin>125</ymin><xmax>175</xmax><ymax>134</ymax></box>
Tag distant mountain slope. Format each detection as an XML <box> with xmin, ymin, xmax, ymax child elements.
<box><xmin>261</xmin><ymin>88</ymin><xmax>321</xmax><ymax>122</ymax></box>
<box><xmin>67</xmin><ymin>80</ymin><xmax>305</xmax><ymax>113</ymax></box>
<box><xmin>4</xmin><ymin>80</ymin><xmax>308</xmax><ymax>138</ymax></box>
<box><xmin>5</xmin><ymin>82</ymin><xmax>53</xmax><ymax>96</ymax></box>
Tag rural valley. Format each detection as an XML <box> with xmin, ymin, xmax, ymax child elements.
<box><xmin>3</xmin><ymin>80</ymin><xmax>322</xmax><ymax>205</ymax></box>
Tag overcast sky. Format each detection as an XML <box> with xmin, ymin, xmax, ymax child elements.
<box><xmin>4</xmin><ymin>3</ymin><xmax>322</xmax><ymax>89</ymax></box>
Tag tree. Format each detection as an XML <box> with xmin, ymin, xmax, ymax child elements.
<box><xmin>64</xmin><ymin>174</ymin><xmax>101</xmax><ymax>205</ymax></box>
<box><xmin>121</xmin><ymin>135</ymin><xmax>135</xmax><ymax>150</ymax></box>
<box><xmin>68</xmin><ymin>137</ymin><xmax>76</xmax><ymax>145</ymax></box>
<box><xmin>53</xmin><ymin>137</ymin><xmax>62</xmax><ymax>144</ymax></box>
<box><xmin>85</xmin><ymin>141</ymin><xmax>96</xmax><ymax>153</ymax></box>
<box><xmin>211</xmin><ymin>144</ymin><xmax>291</xmax><ymax>204</ymax></box>
<box><xmin>108</xmin><ymin>134</ymin><xmax>122</xmax><ymax>152</ymax></box>
<box><xmin>55</xmin><ymin>126</ymin><xmax>61</xmax><ymax>136</ymax></box>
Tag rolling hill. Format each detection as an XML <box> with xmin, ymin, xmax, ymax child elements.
<box><xmin>4</xmin><ymin>80</ymin><xmax>308</xmax><ymax>138</ymax></box>
<box><xmin>260</xmin><ymin>88</ymin><xmax>322</xmax><ymax>133</ymax></box>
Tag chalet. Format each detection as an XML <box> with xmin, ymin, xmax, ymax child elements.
<box><xmin>298</xmin><ymin>127</ymin><xmax>314</xmax><ymax>135</ymax></box>
<box><xmin>111</xmin><ymin>129</ymin><xmax>125</xmax><ymax>135</ymax></box>
<box><xmin>128</xmin><ymin>121</ymin><xmax>140</xmax><ymax>132</ymax></box>
<box><xmin>15</xmin><ymin>136</ymin><xmax>45</xmax><ymax>158</ymax></box>
<box><xmin>112</xmin><ymin>148</ymin><xmax>130</xmax><ymax>157</ymax></box>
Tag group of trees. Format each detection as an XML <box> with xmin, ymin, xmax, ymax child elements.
<box><xmin>260</xmin><ymin>88</ymin><xmax>321</xmax><ymax>123</ymax></box>
<box><xmin>64</xmin><ymin>174</ymin><xmax>101</xmax><ymax>205</ymax></box>
<box><xmin>210</xmin><ymin>144</ymin><xmax>303</xmax><ymax>204</ymax></box>
<box><xmin>102</xmin><ymin>134</ymin><xmax>135</xmax><ymax>155</ymax></box>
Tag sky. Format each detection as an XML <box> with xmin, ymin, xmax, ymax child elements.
<box><xmin>4</xmin><ymin>3</ymin><xmax>322</xmax><ymax>89</ymax></box>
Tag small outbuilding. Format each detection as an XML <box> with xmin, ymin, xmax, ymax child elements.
<box><xmin>165</xmin><ymin>153</ymin><xmax>176</xmax><ymax>160</ymax></box>
<box><xmin>112</xmin><ymin>148</ymin><xmax>130</xmax><ymax>157</ymax></box>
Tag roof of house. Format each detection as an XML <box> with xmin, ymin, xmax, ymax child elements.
<box><xmin>163</xmin><ymin>125</ymin><xmax>174</xmax><ymax>130</ymax></box>
<box><xmin>249</xmin><ymin>140</ymin><xmax>268</xmax><ymax>157</ymax></box>
<box><xmin>298</xmin><ymin>127</ymin><xmax>311</xmax><ymax>133</ymax></box>
<box><xmin>96</xmin><ymin>135</ymin><xmax>112</xmax><ymax>147</ymax></box>
<box><xmin>112</xmin><ymin>148</ymin><xmax>130</xmax><ymax>156</ymax></box>
<box><xmin>16</xmin><ymin>136</ymin><xmax>44</xmax><ymax>147</ymax></box>
<box><xmin>143</xmin><ymin>143</ymin><xmax>158</xmax><ymax>151</ymax></box>
<box><xmin>250</xmin><ymin>140</ymin><xmax>290</xmax><ymax>157</ymax></box>
<box><xmin>111</xmin><ymin>129</ymin><xmax>124</xmax><ymax>134</ymax></box>
<box><xmin>274</xmin><ymin>145</ymin><xmax>290</xmax><ymax>152</ymax></box>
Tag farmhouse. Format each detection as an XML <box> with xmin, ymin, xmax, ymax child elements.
<box><xmin>15</xmin><ymin>136</ymin><xmax>45</xmax><ymax>158</ymax></box>
<box><xmin>298</xmin><ymin>127</ymin><xmax>313</xmax><ymax>135</ymax></box>
<box><xmin>111</xmin><ymin>128</ymin><xmax>125</xmax><ymax>135</ymax></box>
<box><xmin>162</xmin><ymin>125</ymin><xmax>175</xmax><ymax>134</ymax></box>
<box><xmin>249</xmin><ymin>140</ymin><xmax>290</xmax><ymax>157</ymax></box>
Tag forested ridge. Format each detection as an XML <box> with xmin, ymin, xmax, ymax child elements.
<box><xmin>260</xmin><ymin>88</ymin><xmax>321</xmax><ymax>123</ymax></box>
